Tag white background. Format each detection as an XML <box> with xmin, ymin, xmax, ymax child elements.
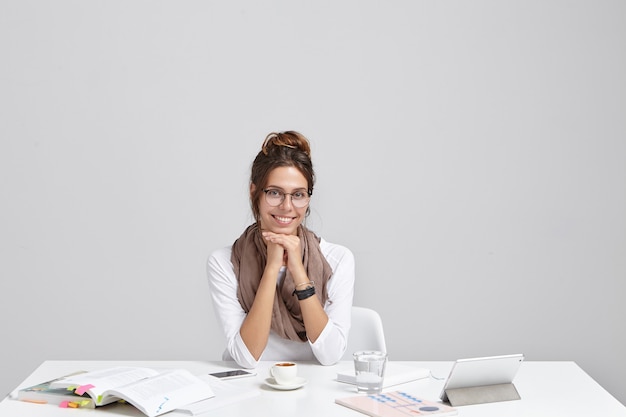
<box><xmin>1</xmin><ymin>0</ymin><xmax>624</xmax><ymax>405</ymax></box>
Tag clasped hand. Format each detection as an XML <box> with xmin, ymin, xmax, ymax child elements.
<box><xmin>262</xmin><ymin>231</ymin><xmax>304</xmax><ymax>275</ymax></box>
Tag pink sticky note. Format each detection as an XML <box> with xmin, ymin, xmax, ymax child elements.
<box><xmin>75</xmin><ymin>384</ymin><xmax>95</xmax><ymax>396</ymax></box>
<box><xmin>59</xmin><ymin>401</ymin><xmax>70</xmax><ymax>408</ymax></box>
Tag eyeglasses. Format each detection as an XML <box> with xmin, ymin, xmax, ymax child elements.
<box><xmin>263</xmin><ymin>188</ymin><xmax>311</xmax><ymax>208</ymax></box>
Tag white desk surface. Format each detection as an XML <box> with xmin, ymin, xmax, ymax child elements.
<box><xmin>2</xmin><ymin>360</ymin><xmax>625</xmax><ymax>417</ymax></box>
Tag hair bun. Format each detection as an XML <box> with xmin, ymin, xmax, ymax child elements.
<box><xmin>261</xmin><ymin>131</ymin><xmax>311</xmax><ymax>157</ymax></box>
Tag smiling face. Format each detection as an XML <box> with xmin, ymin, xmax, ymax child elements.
<box><xmin>252</xmin><ymin>166</ymin><xmax>309</xmax><ymax>236</ymax></box>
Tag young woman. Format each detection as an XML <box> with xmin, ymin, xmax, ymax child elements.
<box><xmin>207</xmin><ymin>131</ymin><xmax>355</xmax><ymax>369</ymax></box>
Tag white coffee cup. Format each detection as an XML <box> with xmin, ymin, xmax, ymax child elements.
<box><xmin>270</xmin><ymin>362</ymin><xmax>298</xmax><ymax>385</ymax></box>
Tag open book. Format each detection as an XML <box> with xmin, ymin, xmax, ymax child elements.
<box><xmin>48</xmin><ymin>366</ymin><xmax>214</xmax><ymax>417</ymax></box>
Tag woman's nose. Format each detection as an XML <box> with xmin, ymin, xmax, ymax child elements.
<box><xmin>279</xmin><ymin>194</ymin><xmax>293</xmax><ymax>209</ymax></box>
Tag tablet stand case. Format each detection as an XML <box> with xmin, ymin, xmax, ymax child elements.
<box><xmin>445</xmin><ymin>382</ymin><xmax>520</xmax><ymax>407</ymax></box>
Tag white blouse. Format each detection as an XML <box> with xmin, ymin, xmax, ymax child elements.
<box><xmin>207</xmin><ymin>239</ymin><xmax>355</xmax><ymax>369</ymax></box>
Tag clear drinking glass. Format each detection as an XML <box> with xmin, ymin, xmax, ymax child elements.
<box><xmin>353</xmin><ymin>350</ymin><xmax>387</xmax><ymax>394</ymax></box>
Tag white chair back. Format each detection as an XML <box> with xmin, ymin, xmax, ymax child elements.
<box><xmin>342</xmin><ymin>306</ymin><xmax>387</xmax><ymax>360</ymax></box>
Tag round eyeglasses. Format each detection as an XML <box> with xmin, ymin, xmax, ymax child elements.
<box><xmin>263</xmin><ymin>188</ymin><xmax>311</xmax><ymax>208</ymax></box>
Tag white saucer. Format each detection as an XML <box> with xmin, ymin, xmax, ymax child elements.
<box><xmin>264</xmin><ymin>377</ymin><xmax>307</xmax><ymax>390</ymax></box>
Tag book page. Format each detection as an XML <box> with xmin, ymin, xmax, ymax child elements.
<box><xmin>49</xmin><ymin>367</ymin><xmax>160</xmax><ymax>405</ymax></box>
<box><xmin>174</xmin><ymin>376</ymin><xmax>259</xmax><ymax>415</ymax></box>
<box><xmin>107</xmin><ymin>369</ymin><xmax>215</xmax><ymax>417</ymax></box>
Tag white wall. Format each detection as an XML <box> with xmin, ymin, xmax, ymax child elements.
<box><xmin>1</xmin><ymin>0</ymin><xmax>625</xmax><ymax>405</ymax></box>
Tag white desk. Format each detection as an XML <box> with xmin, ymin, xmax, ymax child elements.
<box><xmin>2</xmin><ymin>360</ymin><xmax>625</xmax><ymax>417</ymax></box>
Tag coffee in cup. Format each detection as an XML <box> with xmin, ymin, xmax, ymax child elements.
<box><xmin>270</xmin><ymin>362</ymin><xmax>298</xmax><ymax>385</ymax></box>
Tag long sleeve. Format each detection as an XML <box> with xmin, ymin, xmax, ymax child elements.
<box><xmin>308</xmin><ymin>240</ymin><xmax>355</xmax><ymax>365</ymax></box>
<box><xmin>206</xmin><ymin>239</ymin><xmax>355</xmax><ymax>368</ymax></box>
<box><xmin>206</xmin><ymin>247</ymin><xmax>258</xmax><ymax>368</ymax></box>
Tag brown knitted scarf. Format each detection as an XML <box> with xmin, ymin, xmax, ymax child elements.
<box><xmin>231</xmin><ymin>223</ymin><xmax>333</xmax><ymax>342</ymax></box>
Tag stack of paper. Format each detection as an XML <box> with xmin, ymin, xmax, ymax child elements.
<box><xmin>337</xmin><ymin>363</ymin><xmax>430</xmax><ymax>388</ymax></box>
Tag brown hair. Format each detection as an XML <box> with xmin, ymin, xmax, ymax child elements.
<box><xmin>250</xmin><ymin>131</ymin><xmax>315</xmax><ymax>221</ymax></box>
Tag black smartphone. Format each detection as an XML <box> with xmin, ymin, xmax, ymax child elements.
<box><xmin>209</xmin><ymin>369</ymin><xmax>256</xmax><ymax>380</ymax></box>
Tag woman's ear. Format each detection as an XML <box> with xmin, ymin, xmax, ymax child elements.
<box><xmin>250</xmin><ymin>183</ymin><xmax>256</xmax><ymax>198</ymax></box>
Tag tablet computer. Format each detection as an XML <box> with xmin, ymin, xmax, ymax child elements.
<box><xmin>439</xmin><ymin>353</ymin><xmax>524</xmax><ymax>403</ymax></box>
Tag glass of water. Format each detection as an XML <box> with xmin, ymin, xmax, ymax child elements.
<box><xmin>353</xmin><ymin>350</ymin><xmax>387</xmax><ymax>394</ymax></box>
